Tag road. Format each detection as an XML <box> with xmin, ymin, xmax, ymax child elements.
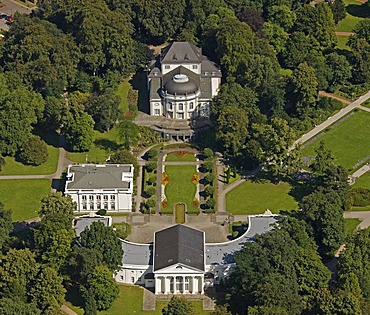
<box><xmin>0</xmin><ymin>0</ymin><xmax>34</xmax><ymax>30</ymax></box>
<box><xmin>293</xmin><ymin>90</ymin><xmax>370</xmax><ymax>148</ymax></box>
<box><xmin>344</xmin><ymin>211</ymin><xmax>370</xmax><ymax>229</ymax></box>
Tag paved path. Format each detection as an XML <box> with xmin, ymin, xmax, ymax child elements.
<box><xmin>318</xmin><ymin>91</ymin><xmax>352</xmax><ymax>104</ymax></box>
<box><xmin>350</xmin><ymin>164</ymin><xmax>370</xmax><ymax>183</ymax></box>
<box><xmin>61</xmin><ymin>304</ymin><xmax>78</xmax><ymax>315</ymax></box>
<box><xmin>344</xmin><ymin>211</ymin><xmax>370</xmax><ymax>229</ymax></box>
<box><xmin>293</xmin><ymin>90</ymin><xmax>370</xmax><ymax>148</ymax></box>
<box><xmin>335</xmin><ymin>32</ymin><xmax>355</xmax><ymax>36</ymax></box>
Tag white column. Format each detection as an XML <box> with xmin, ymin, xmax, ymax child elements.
<box><xmin>155</xmin><ymin>277</ymin><xmax>161</xmax><ymax>294</ymax></box>
<box><xmin>164</xmin><ymin>277</ymin><xmax>168</xmax><ymax>294</ymax></box>
<box><xmin>190</xmin><ymin>276</ymin><xmax>195</xmax><ymax>294</ymax></box>
<box><xmin>182</xmin><ymin>276</ymin><xmax>185</xmax><ymax>294</ymax></box>
<box><xmin>173</xmin><ymin>276</ymin><xmax>177</xmax><ymax>294</ymax></box>
<box><xmin>199</xmin><ymin>276</ymin><xmax>204</xmax><ymax>294</ymax></box>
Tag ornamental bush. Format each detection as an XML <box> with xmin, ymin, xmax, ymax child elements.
<box><xmin>145</xmin><ymin>186</ymin><xmax>156</xmax><ymax>197</ymax></box>
<box><xmin>19</xmin><ymin>136</ymin><xmax>49</xmax><ymax>166</ymax></box>
<box><xmin>203</xmin><ymin>148</ymin><xmax>214</xmax><ymax>160</ymax></box>
<box><xmin>206</xmin><ymin>198</ymin><xmax>216</xmax><ymax>209</ymax></box>
<box><xmin>205</xmin><ymin>173</ymin><xmax>215</xmax><ymax>185</ymax></box>
<box><xmin>205</xmin><ymin>185</ymin><xmax>215</xmax><ymax>197</ymax></box>
<box><xmin>146</xmin><ymin>162</ymin><xmax>157</xmax><ymax>172</ymax></box>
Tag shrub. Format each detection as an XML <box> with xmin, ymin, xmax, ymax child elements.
<box><xmin>146</xmin><ymin>148</ymin><xmax>158</xmax><ymax>160</ymax></box>
<box><xmin>113</xmin><ymin>223</ymin><xmax>131</xmax><ymax>239</ymax></box>
<box><xmin>206</xmin><ymin>198</ymin><xmax>216</xmax><ymax>209</ymax></box>
<box><xmin>205</xmin><ymin>185</ymin><xmax>215</xmax><ymax>197</ymax></box>
<box><xmin>110</xmin><ymin>149</ymin><xmax>139</xmax><ymax>178</ymax></box>
<box><xmin>0</xmin><ymin>156</ymin><xmax>5</xmax><ymax>171</ymax></box>
<box><xmin>191</xmin><ymin>173</ymin><xmax>200</xmax><ymax>185</ymax></box>
<box><xmin>203</xmin><ymin>161</ymin><xmax>213</xmax><ymax>172</ymax></box>
<box><xmin>161</xmin><ymin>172</ymin><xmax>170</xmax><ymax>186</ymax></box>
<box><xmin>146</xmin><ymin>162</ymin><xmax>157</xmax><ymax>173</ymax></box>
<box><xmin>351</xmin><ymin>188</ymin><xmax>370</xmax><ymax>207</ymax></box>
<box><xmin>97</xmin><ymin>209</ymin><xmax>107</xmax><ymax>215</ymax></box>
<box><xmin>205</xmin><ymin>173</ymin><xmax>215</xmax><ymax>185</ymax></box>
<box><xmin>147</xmin><ymin>175</ymin><xmax>156</xmax><ymax>185</ymax></box>
<box><xmin>203</xmin><ymin>148</ymin><xmax>213</xmax><ymax>160</ymax></box>
<box><xmin>145</xmin><ymin>186</ymin><xmax>156</xmax><ymax>197</ymax></box>
<box><xmin>19</xmin><ymin>136</ymin><xmax>49</xmax><ymax>166</ymax></box>
<box><xmin>146</xmin><ymin>197</ymin><xmax>156</xmax><ymax>209</ymax></box>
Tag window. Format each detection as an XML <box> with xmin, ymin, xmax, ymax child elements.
<box><xmin>110</xmin><ymin>195</ymin><xmax>115</xmax><ymax>200</ymax></box>
<box><xmin>82</xmin><ymin>203</ymin><xmax>87</xmax><ymax>210</ymax></box>
<box><xmin>120</xmin><ymin>275</ymin><xmax>124</xmax><ymax>280</ymax></box>
<box><xmin>104</xmin><ymin>202</ymin><xmax>108</xmax><ymax>209</ymax></box>
<box><xmin>111</xmin><ymin>202</ymin><xmax>115</xmax><ymax>210</ymax></box>
<box><xmin>168</xmin><ymin>102</ymin><xmax>173</xmax><ymax>110</ymax></box>
<box><xmin>103</xmin><ymin>195</ymin><xmax>108</xmax><ymax>200</ymax></box>
<box><xmin>154</xmin><ymin>109</ymin><xmax>160</xmax><ymax>115</ymax></box>
<box><xmin>165</xmin><ymin>65</ymin><xmax>170</xmax><ymax>69</ymax></box>
<box><xmin>192</xmin><ymin>65</ymin><xmax>198</xmax><ymax>69</ymax></box>
<box><xmin>179</xmin><ymin>103</ymin><xmax>183</xmax><ymax>111</ymax></box>
<box><xmin>89</xmin><ymin>195</ymin><xmax>94</xmax><ymax>200</ymax></box>
<box><xmin>96</xmin><ymin>195</ymin><xmax>101</xmax><ymax>200</ymax></box>
<box><xmin>131</xmin><ymin>277</ymin><xmax>135</xmax><ymax>283</ymax></box>
<box><xmin>89</xmin><ymin>203</ymin><xmax>94</xmax><ymax>210</ymax></box>
<box><xmin>97</xmin><ymin>203</ymin><xmax>101</xmax><ymax>209</ymax></box>
<box><xmin>154</xmin><ymin>103</ymin><xmax>159</xmax><ymax>106</ymax></box>
<box><xmin>189</xmin><ymin>102</ymin><xmax>194</xmax><ymax>110</ymax></box>
<box><xmin>82</xmin><ymin>195</ymin><xmax>87</xmax><ymax>200</ymax></box>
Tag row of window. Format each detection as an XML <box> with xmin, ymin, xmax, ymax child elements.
<box><xmin>82</xmin><ymin>202</ymin><xmax>115</xmax><ymax>210</ymax></box>
<box><xmin>81</xmin><ymin>195</ymin><xmax>115</xmax><ymax>201</ymax></box>
<box><xmin>164</xmin><ymin>65</ymin><xmax>198</xmax><ymax>70</ymax></box>
<box><xmin>168</xmin><ymin>102</ymin><xmax>194</xmax><ymax>111</ymax></box>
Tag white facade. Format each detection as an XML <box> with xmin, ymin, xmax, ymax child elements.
<box><xmin>65</xmin><ymin>164</ymin><xmax>133</xmax><ymax>212</ymax></box>
<box><xmin>148</xmin><ymin>42</ymin><xmax>221</xmax><ymax>120</ymax></box>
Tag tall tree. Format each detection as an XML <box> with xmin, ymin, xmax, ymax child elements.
<box><xmin>83</xmin><ymin>265</ymin><xmax>118</xmax><ymax>311</ymax></box>
<box><xmin>328</xmin><ymin>0</ymin><xmax>346</xmax><ymax>24</ymax></box>
<box><xmin>79</xmin><ymin>221</ymin><xmax>123</xmax><ymax>271</ymax></box>
<box><xmin>39</xmin><ymin>191</ymin><xmax>76</xmax><ymax>229</ymax></box>
<box><xmin>162</xmin><ymin>295</ymin><xmax>196</xmax><ymax>315</ymax></box>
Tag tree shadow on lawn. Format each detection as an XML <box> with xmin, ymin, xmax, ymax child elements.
<box><xmin>129</xmin><ymin>71</ymin><xmax>149</xmax><ymax>114</ymax></box>
<box><xmin>33</xmin><ymin>127</ymin><xmax>60</xmax><ymax>148</ymax></box>
<box><xmin>94</xmin><ymin>138</ymin><xmax>120</xmax><ymax>152</ymax></box>
<box><xmin>347</xmin><ymin>4</ymin><xmax>370</xmax><ymax>18</ymax></box>
<box><xmin>65</xmin><ymin>283</ymin><xmax>84</xmax><ymax>308</ymax></box>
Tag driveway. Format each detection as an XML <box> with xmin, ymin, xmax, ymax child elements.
<box><xmin>0</xmin><ymin>0</ymin><xmax>34</xmax><ymax>30</ymax></box>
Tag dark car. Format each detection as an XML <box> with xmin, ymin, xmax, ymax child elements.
<box><xmin>0</xmin><ymin>14</ymin><xmax>7</xmax><ymax>19</ymax></box>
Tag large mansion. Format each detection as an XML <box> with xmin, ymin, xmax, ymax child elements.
<box><xmin>65</xmin><ymin>164</ymin><xmax>134</xmax><ymax>213</ymax></box>
<box><xmin>147</xmin><ymin>42</ymin><xmax>221</xmax><ymax>120</ymax></box>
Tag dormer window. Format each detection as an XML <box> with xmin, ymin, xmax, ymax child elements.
<box><xmin>165</xmin><ymin>65</ymin><xmax>170</xmax><ymax>69</ymax></box>
<box><xmin>172</xmin><ymin>54</ymin><xmax>177</xmax><ymax>60</ymax></box>
<box><xmin>192</xmin><ymin>65</ymin><xmax>198</xmax><ymax>69</ymax></box>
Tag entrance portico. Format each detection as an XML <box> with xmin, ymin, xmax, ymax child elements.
<box><xmin>154</xmin><ymin>275</ymin><xmax>204</xmax><ymax>294</ymax></box>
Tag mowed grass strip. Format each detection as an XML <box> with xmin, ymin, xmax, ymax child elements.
<box><xmin>0</xmin><ymin>179</ymin><xmax>51</xmax><ymax>221</ymax></box>
<box><xmin>336</xmin><ymin>35</ymin><xmax>351</xmax><ymax>50</ymax></box>
<box><xmin>98</xmin><ymin>285</ymin><xmax>211</xmax><ymax>315</ymax></box>
<box><xmin>165</xmin><ymin>165</ymin><xmax>197</xmax><ymax>211</ymax></box>
<box><xmin>1</xmin><ymin>145</ymin><xmax>59</xmax><ymax>175</ymax></box>
<box><xmin>165</xmin><ymin>152</ymin><xmax>196</xmax><ymax>162</ymax></box>
<box><xmin>336</xmin><ymin>0</ymin><xmax>367</xmax><ymax>32</ymax></box>
<box><xmin>302</xmin><ymin>110</ymin><xmax>370</xmax><ymax>170</ymax></box>
<box><xmin>354</xmin><ymin>172</ymin><xmax>370</xmax><ymax>189</ymax></box>
<box><xmin>66</xmin><ymin>128</ymin><xmax>121</xmax><ymax>163</ymax></box>
<box><xmin>344</xmin><ymin>218</ymin><xmax>361</xmax><ymax>235</ymax></box>
<box><xmin>226</xmin><ymin>180</ymin><xmax>298</xmax><ymax>215</ymax></box>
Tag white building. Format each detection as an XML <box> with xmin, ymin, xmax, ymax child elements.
<box><xmin>65</xmin><ymin>164</ymin><xmax>134</xmax><ymax>213</ymax></box>
<box><xmin>115</xmin><ymin>215</ymin><xmax>279</xmax><ymax>294</ymax></box>
<box><xmin>147</xmin><ymin>42</ymin><xmax>222</xmax><ymax>120</ymax></box>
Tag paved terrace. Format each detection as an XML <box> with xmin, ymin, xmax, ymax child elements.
<box><xmin>120</xmin><ymin>215</ymin><xmax>279</xmax><ymax>267</ymax></box>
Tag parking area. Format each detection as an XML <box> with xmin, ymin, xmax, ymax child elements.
<box><xmin>0</xmin><ymin>0</ymin><xmax>34</xmax><ymax>31</ymax></box>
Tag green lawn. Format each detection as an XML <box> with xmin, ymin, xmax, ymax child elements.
<box><xmin>336</xmin><ymin>35</ymin><xmax>351</xmax><ymax>50</ymax></box>
<box><xmin>97</xmin><ymin>285</ymin><xmax>211</xmax><ymax>315</ymax></box>
<box><xmin>0</xmin><ymin>179</ymin><xmax>51</xmax><ymax>221</ymax></box>
<box><xmin>66</xmin><ymin>128</ymin><xmax>121</xmax><ymax>163</ymax></box>
<box><xmin>116</xmin><ymin>79</ymin><xmax>131</xmax><ymax>114</ymax></box>
<box><xmin>354</xmin><ymin>172</ymin><xmax>370</xmax><ymax>189</ymax></box>
<box><xmin>344</xmin><ymin>218</ymin><xmax>361</xmax><ymax>235</ymax></box>
<box><xmin>226</xmin><ymin>180</ymin><xmax>298</xmax><ymax>215</ymax></box>
<box><xmin>336</xmin><ymin>0</ymin><xmax>368</xmax><ymax>32</ymax></box>
<box><xmin>302</xmin><ymin>110</ymin><xmax>370</xmax><ymax>170</ymax></box>
<box><xmin>164</xmin><ymin>165</ymin><xmax>197</xmax><ymax>212</ymax></box>
<box><xmin>165</xmin><ymin>152</ymin><xmax>196</xmax><ymax>162</ymax></box>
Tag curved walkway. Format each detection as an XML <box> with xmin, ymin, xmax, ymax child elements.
<box><xmin>344</xmin><ymin>211</ymin><xmax>370</xmax><ymax>229</ymax></box>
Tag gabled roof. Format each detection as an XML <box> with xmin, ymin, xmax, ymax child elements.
<box><xmin>161</xmin><ymin>42</ymin><xmax>202</xmax><ymax>64</ymax></box>
<box><xmin>66</xmin><ymin>164</ymin><xmax>133</xmax><ymax>190</ymax></box>
<box><xmin>154</xmin><ymin>225</ymin><xmax>205</xmax><ymax>272</ymax></box>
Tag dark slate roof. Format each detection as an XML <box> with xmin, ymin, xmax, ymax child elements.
<box><xmin>73</xmin><ymin>215</ymin><xmax>111</xmax><ymax>237</ymax></box>
<box><xmin>161</xmin><ymin>42</ymin><xmax>202</xmax><ymax>64</ymax></box>
<box><xmin>162</xmin><ymin>66</ymin><xmax>200</xmax><ymax>95</ymax></box>
<box><xmin>66</xmin><ymin>164</ymin><xmax>133</xmax><ymax>190</ymax></box>
<box><xmin>154</xmin><ymin>225</ymin><xmax>205</xmax><ymax>272</ymax></box>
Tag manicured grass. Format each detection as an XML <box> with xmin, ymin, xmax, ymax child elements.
<box><xmin>336</xmin><ymin>35</ymin><xmax>351</xmax><ymax>50</ymax></box>
<box><xmin>354</xmin><ymin>172</ymin><xmax>370</xmax><ymax>189</ymax></box>
<box><xmin>302</xmin><ymin>110</ymin><xmax>370</xmax><ymax>170</ymax></box>
<box><xmin>116</xmin><ymin>79</ymin><xmax>131</xmax><ymax>114</ymax></box>
<box><xmin>350</xmin><ymin>206</ymin><xmax>370</xmax><ymax>211</ymax></box>
<box><xmin>164</xmin><ymin>165</ymin><xmax>197</xmax><ymax>212</ymax></box>
<box><xmin>165</xmin><ymin>152</ymin><xmax>196</xmax><ymax>162</ymax></box>
<box><xmin>280</xmin><ymin>68</ymin><xmax>292</xmax><ymax>77</ymax></box>
<box><xmin>0</xmin><ymin>145</ymin><xmax>59</xmax><ymax>175</ymax></box>
<box><xmin>344</xmin><ymin>218</ymin><xmax>361</xmax><ymax>235</ymax></box>
<box><xmin>175</xmin><ymin>203</ymin><xmax>186</xmax><ymax>223</ymax></box>
<box><xmin>336</xmin><ymin>0</ymin><xmax>367</xmax><ymax>32</ymax></box>
<box><xmin>66</xmin><ymin>128</ymin><xmax>121</xmax><ymax>163</ymax></box>
<box><xmin>226</xmin><ymin>180</ymin><xmax>298</xmax><ymax>215</ymax></box>
<box><xmin>0</xmin><ymin>179</ymin><xmax>51</xmax><ymax>221</ymax></box>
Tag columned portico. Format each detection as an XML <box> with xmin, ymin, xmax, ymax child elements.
<box><xmin>154</xmin><ymin>275</ymin><xmax>204</xmax><ymax>294</ymax></box>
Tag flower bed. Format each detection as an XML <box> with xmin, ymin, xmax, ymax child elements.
<box><xmin>161</xmin><ymin>172</ymin><xmax>170</xmax><ymax>186</ymax></box>
<box><xmin>191</xmin><ymin>172</ymin><xmax>200</xmax><ymax>185</ymax></box>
